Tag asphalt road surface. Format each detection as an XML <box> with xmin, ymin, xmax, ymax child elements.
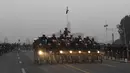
<box><xmin>1</xmin><ymin>50</ymin><xmax>130</xmax><ymax>73</ymax></box>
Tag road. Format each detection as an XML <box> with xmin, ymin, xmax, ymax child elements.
<box><xmin>0</xmin><ymin>50</ymin><xmax>130</xmax><ymax>73</ymax></box>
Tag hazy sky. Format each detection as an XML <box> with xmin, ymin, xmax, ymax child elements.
<box><xmin>0</xmin><ymin>0</ymin><xmax>130</xmax><ymax>43</ymax></box>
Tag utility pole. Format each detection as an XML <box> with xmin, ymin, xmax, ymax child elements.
<box><xmin>104</xmin><ymin>24</ymin><xmax>108</xmax><ymax>59</ymax></box>
<box><xmin>18</xmin><ymin>39</ymin><xmax>21</xmax><ymax>51</ymax></box>
<box><xmin>112</xmin><ymin>33</ymin><xmax>114</xmax><ymax>44</ymax></box>
<box><xmin>106</xmin><ymin>27</ymin><xmax>117</xmax><ymax>44</ymax></box>
<box><xmin>111</xmin><ymin>28</ymin><xmax>114</xmax><ymax>44</ymax></box>
<box><xmin>60</xmin><ymin>30</ymin><xmax>62</xmax><ymax>35</ymax></box>
<box><xmin>123</xmin><ymin>20</ymin><xmax>129</xmax><ymax>60</ymax></box>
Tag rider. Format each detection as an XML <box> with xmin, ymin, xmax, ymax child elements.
<box><xmin>78</xmin><ymin>36</ymin><xmax>82</xmax><ymax>41</ymax></box>
<box><xmin>40</xmin><ymin>34</ymin><xmax>47</xmax><ymax>45</ymax></box>
<box><xmin>77</xmin><ymin>35</ymin><xmax>83</xmax><ymax>50</ymax></box>
<box><xmin>59</xmin><ymin>34</ymin><xmax>65</xmax><ymax>40</ymax></box>
<box><xmin>84</xmin><ymin>37</ymin><xmax>91</xmax><ymax>50</ymax></box>
<box><xmin>33</xmin><ymin>38</ymin><xmax>40</xmax><ymax>63</ymax></box>
<box><xmin>91</xmin><ymin>38</ymin><xmax>96</xmax><ymax>49</ymax></box>
<box><xmin>51</xmin><ymin>34</ymin><xmax>57</xmax><ymax>41</ymax></box>
<box><xmin>50</xmin><ymin>34</ymin><xmax>57</xmax><ymax>51</ymax></box>
<box><xmin>64</xmin><ymin>28</ymin><xmax>70</xmax><ymax>38</ymax></box>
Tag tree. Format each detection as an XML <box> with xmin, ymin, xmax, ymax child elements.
<box><xmin>117</xmin><ymin>15</ymin><xmax>130</xmax><ymax>44</ymax></box>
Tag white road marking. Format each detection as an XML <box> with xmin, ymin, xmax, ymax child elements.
<box><xmin>18</xmin><ymin>57</ymin><xmax>20</xmax><ymax>59</ymax></box>
<box><xmin>19</xmin><ymin>61</ymin><xmax>22</xmax><ymax>64</ymax></box>
<box><xmin>21</xmin><ymin>68</ymin><xmax>26</xmax><ymax>73</ymax></box>
<box><xmin>62</xmin><ymin>65</ymin><xmax>79</xmax><ymax>73</ymax></box>
<box><xmin>65</xmin><ymin>64</ymin><xmax>90</xmax><ymax>73</ymax></box>
<box><xmin>39</xmin><ymin>67</ymin><xmax>49</xmax><ymax>72</ymax></box>
<box><xmin>17</xmin><ymin>53</ymin><xmax>19</xmax><ymax>56</ymax></box>
<box><xmin>102</xmin><ymin>64</ymin><xmax>116</xmax><ymax>67</ymax></box>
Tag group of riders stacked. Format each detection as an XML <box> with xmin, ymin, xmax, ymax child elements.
<box><xmin>33</xmin><ymin>28</ymin><xmax>103</xmax><ymax>64</ymax></box>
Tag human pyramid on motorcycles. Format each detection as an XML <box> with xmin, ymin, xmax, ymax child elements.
<box><xmin>33</xmin><ymin>28</ymin><xmax>103</xmax><ymax>65</ymax></box>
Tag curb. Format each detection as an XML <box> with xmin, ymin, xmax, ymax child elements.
<box><xmin>105</xmin><ymin>59</ymin><xmax>130</xmax><ymax>63</ymax></box>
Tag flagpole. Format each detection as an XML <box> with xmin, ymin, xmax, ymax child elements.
<box><xmin>66</xmin><ymin>6</ymin><xmax>69</xmax><ymax>27</ymax></box>
<box><xmin>105</xmin><ymin>20</ymin><xmax>108</xmax><ymax>44</ymax></box>
<box><xmin>66</xmin><ymin>6</ymin><xmax>70</xmax><ymax>33</ymax></box>
<box><xmin>106</xmin><ymin>27</ymin><xmax>108</xmax><ymax>44</ymax></box>
<box><xmin>67</xmin><ymin>12</ymin><xmax>68</xmax><ymax>25</ymax></box>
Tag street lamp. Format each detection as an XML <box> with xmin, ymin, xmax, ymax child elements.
<box><xmin>107</xmin><ymin>28</ymin><xmax>117</xmax><ymax>44</ymax></box>
<box><xmin>104</xmin><ymin>24</ymin><xmax>108</xmax><ymax>44</ymax></box>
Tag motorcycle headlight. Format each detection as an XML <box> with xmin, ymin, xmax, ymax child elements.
<box><xmin>79</xmin><ymin>40</ymin><xmax>82</xmax><ymax>42</ymax></box>
<box><xmin>88</xmin><ymin>51</ymin><xmax>91</xmax><ymax>53</ymax></box>
<box><xmin>78</xmin><ymin>51</ymin><xmax>81</xmax><ymax>54</ymax></box>
<box><xmin>58</xmin><ymin>43</ymin><xmax>60</xmax><ymax>45</ymax></box>
<box><xmin>69</xmin><ymin>50</ymin><xmax>73</xmax><ymax>54</ymax></box>
<box><xmin>97</xmin><ymin>51</ymin><xmax>100</xmax><ymax>53</ymax></box>
<box><xmin>49</xmin><ymin>51</ymin><xmax>52</xmax><ymax>54</ymax></box>
<box><xmin>60</xmin><ymin>50</ymin><xmax>63</xmax><ymax>54</ymax></box>
<box><xmin>39</xmin><ymin>43</ymin><xmax>42</xmax><ymax>46</ymax></box>
<box><xmin>38</xmin><ymin>50</ymin><xmax>44</xmax><ymax>55</ymax></box>
<box><xmin>48</xmin><ymin>43</ymin><xmax>51</xmax><ymax>45</ymax></box>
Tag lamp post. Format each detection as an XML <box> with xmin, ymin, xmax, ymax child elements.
<box><xmin>104</xmin><ymin>24</ymin><xmax>108</xmax><ymax>44</ymax></box>
<box><xmin>106</xmin><ymin>27</ymin><xmax>117</xmax><ymax>44</ymax></box>
<box><xmin>17</xmin><ymin>39</ymin><xmax>21</xmax><ymax>52</ymax></box>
